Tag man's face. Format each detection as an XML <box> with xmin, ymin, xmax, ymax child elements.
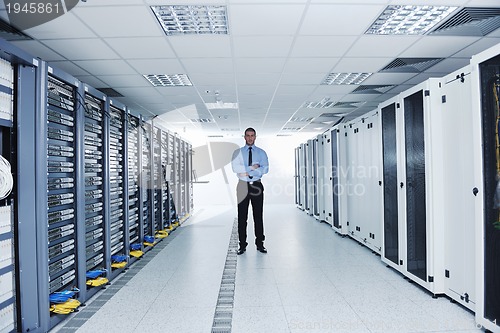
<box><xmin>245</xmin><ymin>131</ymin><xmax>256</xmax><ymax>146</ymax></box>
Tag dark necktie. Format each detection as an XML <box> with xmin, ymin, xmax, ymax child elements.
<box><xmin>248</xmin><ymin>147</ymin><xmax>253</xmax><ymax>179</ymax></box>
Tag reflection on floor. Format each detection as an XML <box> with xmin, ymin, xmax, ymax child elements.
<box><xmin>52</xmin><ymin>204</ymin><xmax>482</xmax><ymax>333</ymax></box>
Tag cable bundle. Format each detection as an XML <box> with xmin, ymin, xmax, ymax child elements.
<box><xmin>130</xmin><ymin>243</ymin><xmax>142</xmax><ymax>251</ymax></box>
<box><xmin>129</xmin><ymin>250</ymin><xmax>143</xmax><ymax>258</ymax></box>
<box><xmin>0</xmin><ymin>154</ymin><xmax>13</xmax><ymax>200</ymax></box>
<box><xmin>86</xmin><ymin>269</ymin><xmax>108</xmax><ymax>287</ymax></box>
<box><xmin>155</xmin><ymin>230</ymin><xmax>169</xmax><ymax>239</ymax></box>
<box><xmin>49</xmin><ymin>288</ymin><xmax>80</xmax><ymax>314</ymax></box>
<box><xmin>50</xmin><ymin>299</ymin><xmax>81</xmax><ymax>314</ymax></box>
<box><xmin>111</xmin><ymin>255</ymin><xmax>128</xmax><ymax>269</ymax></box>
<box><xmin>144</xmin><ymin>235</ymin><xmax>156</xmax><ymax>246</ymax></box>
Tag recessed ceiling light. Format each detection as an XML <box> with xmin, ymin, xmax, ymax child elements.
<box><xmin>191</xmin><ymin>118</ymin><xmax>213</xmax><ymax>123</ymax></box>
<box><xmin>366</xmin><ymin>5</ymin><xmax>457</xmax><ymax>35</ymax></box>
<box><xmin>151</xmin><ymin>5</ymin><xmax>228</xmax><ymax>36</ymax></box>
<box><xmin>290</xmin><ymin>117</ymin><xmax>314</xmax><ymax>122</ymax></box>
<box><xmin>321</xmin><ymin>73</ymin><xmax>372</xmax><ymax>85</ymax></box>
<box><xmin>143</xmin><ymin>74</ymin><xmax>192</xmax><ymax>87</ymax></box>
<box><xmin>205</xmin><ymin>102</ymin><xmax>238</xmax><ymax>110</ymax></box>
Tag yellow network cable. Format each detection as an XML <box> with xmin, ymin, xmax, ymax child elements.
<box><xmin>86</xmin><ymin>277</ymin><xmax>109</xmax><ymax>287</ymax></box>
<box><xmin>144</xmin><ymin>241</ymin><xmax>156</xmax><ymax>247</ymax></box>
<box><xmin>50</xmin><ymin>299</ymin><xmax>81</xmax><ymax>315</ymax></box>
<box><xmin>156</xmin><ymin>230</ymin><xmax>169</xmax><ymax>238</ymax></box>
<box><xmin>130</xmin><ymin>250</ymin><xmax>143</xmax><ymax>258</ymax></box>
<box><xmin>111</xmin><ymin>262</ymin><xmax>127</xmax><ymax>269</ymax></box>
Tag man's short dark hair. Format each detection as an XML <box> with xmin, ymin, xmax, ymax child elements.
<box><xmin>245</xmin><ymin>127</ymin><xmax>256</xmax><ymax>135</ymax></box>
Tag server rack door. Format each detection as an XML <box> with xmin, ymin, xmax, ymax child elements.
<box><xmin>331</xmin><ymin>129</ymin><xmax>340</xmax><ymax>229</ymax></box>
<box><xmin>440</xmin><ymin>69</ymin><xmax>476</xmax><ymax>310</ymax></box>
<box><xmin>403</xmin><ymin>90</ymin><xmax>427</xmax><ymax>282</ymax></box>
<box><xmin>381</xmin><ymin>102</ymin><xmax>399</xmax><ymax>266</ymax></box>
<box><xmin>312</xmin><ymin>138</ymin><xmax>319</xmax><ymax>218</ymax></box>
<box><xmin>322</xmin><ymin>132</ymin><xmax>333</xmax><ymax>225</ymax></box>
<box><xmin>316</xmin><ymin>135</ymin><xmax>325</xmax><ymax>221</ymax></box>
<box><xmin>299</xmin><ymin>144</ymin><xmax>307</xmax><ymax>210</ymax></box>
<box><xmin>294</xmin><ymin>147</ymin><xmax>300</xmax><ymax>207</ymax></box>
<box><xmin>127</xmin><ymin>114</ymin><xmax>141</xmax><ymax>254</ymax></box>
<box><xmin>479</xmin><ymin>55</ymin><xmax>500</xmax><ymax>328</ymax></box>
<box><xmin>305</xmin><ymin>141</ymin><xmax>313</xmax><ymax>214</ymax></box>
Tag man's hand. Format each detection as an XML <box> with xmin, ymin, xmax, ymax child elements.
<box><xmin>238</xmin><ymin>172</ymin><xmax>249</xmax><ymax>177</ymax></box>
<box><xmin>251</xmin><ymin>163</ymin><xmax>260</xmax><ymax>170</ymax></box>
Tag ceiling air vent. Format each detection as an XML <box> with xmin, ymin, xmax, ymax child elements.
<box><xmin>97</xmin><ymin>88</ymin><xmax>124</xmax><ymax>97</ymax></box>
<box><xmin>191</xmin><ymin>118</ymin><xmax>213</xmax><ymax>123</ymax></box>
<box><xmin>290</xmin><ymin>117</ymin><xmax>314</xmax><ymax>122</ymax></box>
<box><xmin>380</xmin><ymin>58</ymin><xmax>444</xmax><ymax>73</ymax></box>
<box><xmin>333</xmin><ymin>102</ymin><xmax>364</xmax><ymax>108</ymax></box>
<box><xmin>352</xmin><ymin>85</ymin><xmax>395</xmax><ymax>94</ymax></box>
<box><xmin>319</xmin><ymin>113</ymin><xmax>346</xmax><ymax>117</ymax></box>
<box><xmin>282</xmin><ymin>127</ymin><xmax>302</xmax><ymax>132</ymax></box>
<box><xmin>430</xmin><ymin>7</ymin><xmax>500</xmax><ymax>36</ymax></box>
<box><xmin>144</xmin><ymin>74</ymin><xmax>192</xmax><ymax>87</ymax></box>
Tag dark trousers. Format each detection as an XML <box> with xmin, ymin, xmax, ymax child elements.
<box><xmin>237</xmin><ymin>180</ymin><xmax>265</xmax><ymax>249</ymax></box>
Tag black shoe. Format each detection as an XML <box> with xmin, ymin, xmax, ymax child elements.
<box><xmin>237</xmin><ymin>248</ymin><xmax>246</xmax><ymax>255</ymax></box>
<box><xmin>257</xmin><ymin>246</ymin><xmax>267</xmax><ymax>253</ymax></box>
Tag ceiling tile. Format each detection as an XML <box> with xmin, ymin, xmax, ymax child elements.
<box><xmin>275</xmin><ymin>85</ymin><xmax>316</xmax><ymax>96</ymax></box>
<box><xmin>196</xmin><ymin>85</ymin><xmax>237</xmax><ymax>97</ymax></box>
<box><xmin>128</xmin><ymin>59</ymin><xmax>185</xmax><ymax>74</ymax></box>
<box><xmin>233</xmin><ymin>36</ymin><xmax>294</xmax><ymax>57</ymax></box>
<box><xmin>235</xmin><ymin>72</ymin><xmax>281</xmax><ymax>85</ymax></box>
<box><xmin>96</xmin><ymin>75</ymin><xmax>151</xmax><ymax>87</ymax></box>
<box><xmin>43</xmin><ymin>39</ymin><xmax>119</xmax><ymax>60</ymax></box>
<box><xmin>345</xmin><ymin>36</ymin><xmax>421</xmax><ymax>58</ymax></box>
<box><xmin>106</xmin><ymin>37</ymin><xmax>176</xmax><ymax>59</ymax></box>
<box><xmin>23</xmin><ymin>12</ymin><xmax>96</xmax><ymax>39</ymax></box>
<box><xmin>363</xmin><ymin>72</ymin><xmax>418</xmax><ymax>85</ymax></box>
<box><xmin>422</xmin><ymin>57</ymin><xmax>469</xmax><ymax>73</ymax></box>
<box><xmin>333</xmin><ymin>57</ymin><xmax>394</xmax><ymax>73</ymax></box>
<box><xmin>283</xmin><ymin>58</ymin><xmax>339</xmax><ymax>73</ymax></box>
<box><xmin>280</xmin><ymin>72</ymin><xmax>325</xmax><ymax>84</ymax></box>
<box><xmin>229</xmin><ymin>4</ymin><xmax>305</xmax><ymax>36</ymax></box>
<box><xmin>453</xmin><ymin>37</ymin><xmax>500</xmax><ymax>57</ymax></box>
<box><xmin>400</xmin><ymin>36</ymin><xmax>481</xmax><ymax>58</ymax></box>
<box><xmin>300</xmin><ymin>4</ymin><xmax>386</xmax><ymax>35</ymax></box>
<box><xmin>169</xmin><ymin>35</ymin><xmax>232</xmax><ymax>58</ymax></box>
<box><xmin>74</xmin><ymin>6</ymin><xmax>163</xmax><ymax>37</ymax></box>
<box><xmin>74</xmin><ymin>75</ymin><xmax>107</xmax><ymax>89</ymax></box>
<box><xmin>188</xmin><ymin>73</ymin><xmax>235</xmax><ymax>86</ymax></box>
<box><xmin>290</xmin><ymin>36</ymin><xmax>357</xmax><ymax>57</ymax></box>
<box><xmin>235</xmin><ymin>58</ymin><xmax>287</xmax><ymax>73</ymax></box>
<box><xmin>73</xmin><ymin>59</ymin><xmax>136</xmax><ymax>75</ymax></box>
<box><xmin>9</xmin><ymin>40</ymin><xmax>65</xmax><ymax>61</ymax></box>
<box><xmin>181</xmin><ymin>58</ymin><xmax>234</xmax><ymax>73</ymax></box>
<box><xmin>237</xmin><ymin>85</ymin><xmax>276</xmax><ymax>95</ymax></box>
<box><xmin>49</xmin><ymin>61</ymin><xmax>90</xmax><ymax>76</ymax></box>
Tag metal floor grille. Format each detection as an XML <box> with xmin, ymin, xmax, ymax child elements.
<box><xmin>211</xmin><ymin>218</ymin><xmax>238</xmax><ymax>333</ymax></box>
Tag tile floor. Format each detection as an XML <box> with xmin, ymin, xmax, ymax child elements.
<box><xmin>52</xmin><ymin>204</ymin><xmax>483</xmax><ymax>333</ymax></box>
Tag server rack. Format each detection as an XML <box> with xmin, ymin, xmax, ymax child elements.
<box><xmin>329</xmin><ymin>126</ymin><xmax>346</xmax><ymax>234</ymax></box>
<box><xmin>0</xmin><ymin>43</ymin><xmax>25</xmax><ymax>333</ymax></box>
<box><xmin>152</xmin><ymin>125</ymin><xmax>162</xmax><ymax>236</ymax></box>
<box><xmin>298</xmin><ymin>143</ymin><xmax>307</xmax><ymax>211</ymax></box>
<box><xmin>312</xmin><ymin>136</ymin><xmax>320</xmax><ymax>219</ymax></box>
<box><xmin>439</xmin><ymin>67</ymin><xmax>476</xmax><ymax>311</ymax></box>
<box><xmin>41</xmin><ymin>66</ymin><xmax>83</xmax><ymax>331</ymax></box>
<box><xmin>305</xmin><ymin>139</ymin><xmax>314</xmax><ymax>215</ymax></box>
<box><xmin>317</xmin><ymin>133</ymin><xmax>327</xmax><ymax>222</ymax></box>
<box><xmin>127</xmin><ymin>114</ymin><xmax>142</xmax><ymax>257</ymax></box>
<box><xmin>82</xmin><ymin>85</ymin><xmax>108</xmax><ymax>300</ymax></box>
<box><xmin>167</xmin><ymin>132</ymin><xmax>178</xmax><ymax>225</ymax></box>
<box><xmin>108</xmin><ymin>100</ymin><xmax>128</xmax><ymax>280</ymax></box>
<box><xmin>344</xmin><ymin>110</ymin><xmax>382</xmax><ymax>253</ymax></box>
<box><xmin>186</xmin><ymin>142</ymin><xmax>193</xmax><ymax>217</ymax></box>
<box><xmin>140</xmin><ymin>117</ymin><xmax>153</xmax><ymax>248</ymax></box>
<box><xmin>379</xmin><ymin>95</ymin><xmax>405</xmax><ymax>273</ymax></box>
<box><xmin>471</xmin><ymin>44</ymin><xmax>500</xmax><ymax>333</ymax></box>
<box><xmin>397</xmin><ymin>79</ymin><xmax>446</xmax><ymax>295</ymax></box>
<box><xmin>179</xmin><ymin>140</ymin><xmax>186</xmax><ymax>219</ymax></box>
<box><xmin>160</xmin><ymin>129</ymin><xmax>171</xmax><ymax>230</ymax></box>
<box><xmin>294</xmin><ymin>147</ymin><xmax>300</xmax><ymax>208</ymax></box>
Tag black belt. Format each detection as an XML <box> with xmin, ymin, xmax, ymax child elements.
<box><xmin>240</xmin><ymin>179</ymin><xmax>261</xmax><ymax>185</ymax></box>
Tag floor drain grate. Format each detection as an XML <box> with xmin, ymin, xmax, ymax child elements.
<box><xmin>211</xmin><ymin>218</ymin><xmax>238</xmax><ymax>333</ymax></box>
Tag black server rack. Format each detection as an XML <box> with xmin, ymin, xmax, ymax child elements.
<box><xmin>127</xmin><ymin>114</ymin><xmax>142</xmax><ymax>258</ymax></box>
<box><xmin>152</xmin><ymin>125</ymin><xmax>162</xmax><ymax>236</ymax></box>
<box><xmin>82</xmin><ymin>87</ymin><xmax>107</xmax><ymax>299</ymax></box>
<box><xmin>160</xmin><ymin>129</ymin><xmax>171</xmax><ymax>230</ymax></box>
<box><xmin>168</xmin><ymin>133</ymin><xmax>178</xmax><ymax>225</ymax></box>
<box><xmin>44</xmin><ymin>69</ymin><xmax>82</xmax><ymax>330</ymax></box>
<box><xmin>141</xmin><ymin>119</ymin><xmax>153</xmax><ymax>248</ymax></box>
<box><xmin>108</xmin><ymin>101</ymin><xmax>128</xmax><ymax>279</ymax></box>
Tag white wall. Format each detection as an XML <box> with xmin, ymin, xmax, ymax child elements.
<box><xmin>192</xmin><ymin>134</ymin><xmax>313</xmax><ymax>208</ymax></box>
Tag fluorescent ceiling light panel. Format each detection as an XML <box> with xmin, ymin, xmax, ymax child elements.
<box><xmin>143</xmin><ymin>74</ymin><xmax>192</xmax><ymax>87</ymax></box>
<box><xmin>321</xmin><ymin>73</ymin><xmax>372</xmax><ymax>85</ymax></box>
<box><xmin>366</xmin><ymin>5</ymin><xmax>457</xmax><ymax>35</ymax></box>
<box><xmin>151</xmin><ymin>5</ymin><xmax>228</xmax><ymax>36</ymax></box>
